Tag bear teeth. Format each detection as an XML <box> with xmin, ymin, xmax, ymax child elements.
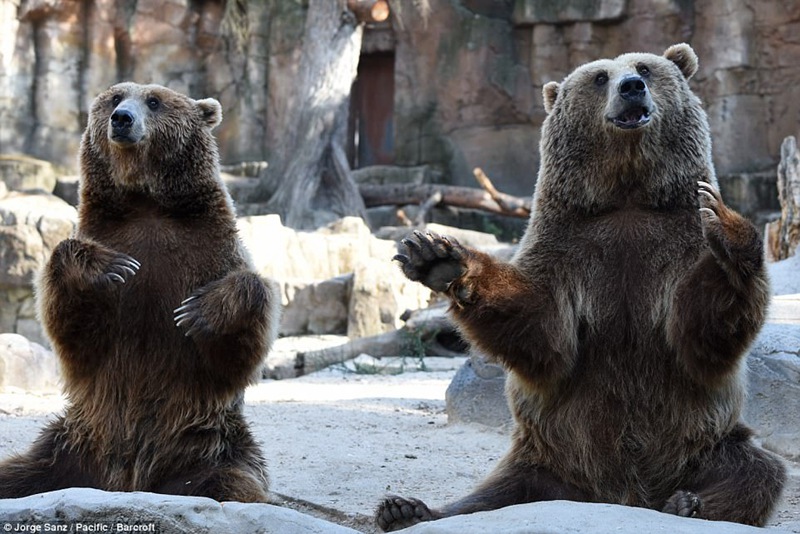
<box><xmin>614</xmin><ymin>107</ymin><xmax>651</xmax><ymax>128</ymax></box>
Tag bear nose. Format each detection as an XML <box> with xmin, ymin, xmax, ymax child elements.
<box><xmin>111</xmin><ymin>109</ymin><xmax>134</xmax><ymax>130</ymax></box>
<box><xmin>618</xmin><ymin>76</ymin><xmax>648</xmax><ymax>101</ymax></box>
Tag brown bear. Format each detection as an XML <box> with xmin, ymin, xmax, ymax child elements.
<box><xmin>377</xmin><ymin>44</ymin><xmax>786</xmax><ymax>530</ymax></box>
<box><xmin>0</xmin><ymin>83</ymin><xmax>280</xmax><ymax>503</ymax></box>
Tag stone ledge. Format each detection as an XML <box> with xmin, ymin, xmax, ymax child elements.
<box><xmin>0</xmin><ymin>488</ymin><xmax>360</xmax><ymax>534</ymax></box>
<box><xmin>398</xmin><ymin>500</ymin><xmax>792</xmax><ymax>534</ymax></box>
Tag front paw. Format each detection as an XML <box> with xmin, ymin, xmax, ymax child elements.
<box><xmin>697</xmin><ymin>181</ymin><xmax>762</xmax><ymax>274</ymax></box>
<box><xmin>174</xmin><ymin>273</ymin><xmax>270</xmax><ymax>338</ymax></box>
<box><xmin>394</xmin><ymin>230</ymin><xmax>468</xmax><ymax>293</ymax></box>
<box><xmin>50</xmin><ymin>239</ymin><xmax>140</xmax><ymax>288</ymax></box>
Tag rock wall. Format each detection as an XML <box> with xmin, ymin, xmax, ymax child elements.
<box><xmin>390</xmin><ymin>0</ymin><xmax>798</xmax><ymax>217</ymax></box>
<box><xmin>0</xmin><ymin>0</ymin><xmax>299</xmax><ymax>168</ymax></box>
<box><xmin>1</xmin><ymin>0</ymin><xmax>797</xmax><ymax>218</ymax></box>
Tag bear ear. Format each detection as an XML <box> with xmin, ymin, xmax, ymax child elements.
<box><xmin>663</xmin><ymin>43</ymin><xmax>698</xmax><ymax>80</ymax></box>
<box><xmin>197</xmin><ymin>98</ymin><xmax>222</xmax><ymax>128</ymax></box>
<box><xmin>543</xmin><ymin>81</ymin><xmax>560</xmax><ymax>114</ymax></box>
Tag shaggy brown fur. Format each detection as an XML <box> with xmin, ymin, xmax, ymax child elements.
<box><xmin>377</xmin><ymin>44</ymin><xmax>785</xmax><ymax>530</ymax></box>
<box><xmin>0</xmin><ymin>83</ymin><xmax>280</xmax><ymax>502</ymax></box>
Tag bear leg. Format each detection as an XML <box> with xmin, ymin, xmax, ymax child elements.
<box><xmin>0</xmin><ymin>420</ymin><xmax>100</xmax><ymax>498</ymax></box>
<box><xmin>155</xmin><ymin>465</ymin><xmax>269</xmax><ymax>503</ymax></box>
<box><xmin>662</xmin><ymin>424</ymin><xmax>786</xmax><ymax>526</ymax></box>
<box><xmin>375</xmin><ymin>459</ymin><xmax>588</xmax><ymax>532</ymax></box>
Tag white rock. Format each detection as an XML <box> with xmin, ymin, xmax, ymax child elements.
<box><xmin>280</xmin><ymin>276</ymin><xmax>352</xmax><ymax>336</ymax></box>
<box><xmin>745</xmin><ymin>323</ymin><xmax>800</xmax><ymax>459</ymax></box>
<box><xmin>0</xmin><ymin>333</ymin><xmax>60</xmax><ymax>393</ymax></box>
<box><xmin>770</xmin><ymin>254</ymin><xmax>800</xmax><ymax>296</ymax></box>
<box><xmin>0</xmin><ymin>155</ymin><xmax>58</xmax><ymax>193</ymax></box>
<box><xmin>397</xmin><ymin>501</ymin><xmax>792</xmax><ymax>534</ymax></box>
<box><xmin>0</xmin><ymin>488</ymin><xmax>360</xmax><ymax>534</ymax></box>
<box><xmin>348</xmin><ymin>257</ymin><xmax>432</xmax><ymax>338</ymax></box>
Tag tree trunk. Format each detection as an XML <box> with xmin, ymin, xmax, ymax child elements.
<box><xmin>257</xmin><ymin>0</ymin><xmax>367</xmax><ymax>229</ymax></box>
<box><xmin>767</xmin><ymin>136</ymin><xmax>800</xmax><ymax>261</ymax></box>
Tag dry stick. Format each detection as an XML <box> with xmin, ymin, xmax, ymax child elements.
<box><xmin>360</xmin><ymin>183</ymin><xmax>530</xmax><ymax>218</ymax></box>
<box><xmin>472</xmin><ymin>167</ymin><xmax>531</xmax><ymax>217</ymax></box>
<box><xmin>415</xmin><ymin>190</ymin><xmax>444</xmax><ymax>226</ymax></box>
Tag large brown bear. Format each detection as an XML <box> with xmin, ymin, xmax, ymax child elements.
<box><xmin>0</xmin><ymin>83</ymin><xmax>279</xmax><ymax>502</ymax></box>
<box><xmin>377</xmin><ymin>44</ymin><xmax>786</xmax><ymax>530</ymax></box>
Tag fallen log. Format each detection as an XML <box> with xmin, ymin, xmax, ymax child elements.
<box><xmin>294</xmin><ymin>304</ymin><xmax>464</xmax><ymax>376</ymax></box>
<box><xmin>360</xmin><ymin>182</ymin><xmax>531</xmax><ymax>219</ymax></box>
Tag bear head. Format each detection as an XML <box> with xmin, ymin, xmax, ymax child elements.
<box><xmin>81</xmin><ymin>83</ymin><xmax>223</xmax><ymax>190</ymax></box>
<box><xmin>535</xmin><ymin>44</ymin><xmax>714</xmax><ymax>215</ymax></box>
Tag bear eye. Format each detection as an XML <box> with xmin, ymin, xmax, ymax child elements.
<box><xmin>637</xmin><ymin>64</ymin><xmax>650</xmax><ymax>77</ymax></box>
<box><xmin>594</xmin><ymin>72</ymin><xmax>609</xmax><ymax>86</ymax></box>
<box><xmin>111</xmin><ymin>94</ymin><xmax>122</xmax><ymax>107</ymax></box>
<box><xmin>146</xmin><ymin>97</ymin><xmax>160</xmax><ymax>111</ymax></box>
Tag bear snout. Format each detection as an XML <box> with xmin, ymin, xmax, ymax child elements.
<box><xmin>618</xmin><ymin>75</ymin><xmax>648</xmax><ymax>101</ymax></box>
<box><xmin>606</xmin><ymin>75</ymin><xmax>654</xmax><ymax>130</ymax></box>
<box><xmin>108</xmin><ymin>102</ymin><xmax>145</xmax><ymax>146</ymax></box>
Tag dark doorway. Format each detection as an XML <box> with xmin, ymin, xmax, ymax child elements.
<box><xmin>348</xmin><ymin>52</ymin><xmax>395</xmax><ymax>168</ymax></box>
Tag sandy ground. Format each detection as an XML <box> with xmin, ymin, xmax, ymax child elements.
<box><xmin>1</xmin><ymin>359</ymin><xmax>798</xmax><ymax>533</ymax></box>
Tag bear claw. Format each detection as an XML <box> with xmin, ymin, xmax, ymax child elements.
<box><xmin>103</xmin><ymin>253</ymin><xmax>140</xmax><ymax>285</ymax></box>
<box><xmin>173</xmin><ymin>292</ymin><xmax>208</xmax><ymax>337</ymax></box>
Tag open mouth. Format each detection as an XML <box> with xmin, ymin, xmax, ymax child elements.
<box><xmin>610</xmin><ymin>106</ymin><xmax>651</xmax><ymax>129</ymax></box>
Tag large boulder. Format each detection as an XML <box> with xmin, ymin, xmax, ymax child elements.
<box><xmin>239</xmin><ymin>216</ymin><xmax>431</xmax><ymax>338</ymax></box>
<box><xmin>0</xmin><ymin>193</ymin><xmax>75</xmax><ymax>286</ymax></box>
<box><xmin>744</xmin><ymin>323</ymin><xmax>800</xmax><ymax>459</ymax></box>
<box><xmin>399</xmin><ymin>500</ymin><xmax>792</xmax><ymax>534</ymax></box>
<box><xmin>0</xmin><ymin>488</ymin><xmax>360</xmax><ymax>534</ymax></box>
<box><xmin>445</xmin><ymin>352</ymin><xmax>510</xmax><ymax>427</ymax></box>
<box><xmin>0</xmin><ymin>333</ymin><xmax>60</xmax><ymax>393</ymax></box>
<box><xmin>280</xmin><ymin>276</ymin><xmax>352</xmax><ymax>336</ymax></box>
<box><xmin>0</xmin><ymin>192</ymin><xmax>76</xmax><ymax>346</ymax></box>
<box><xmin>0</xmin><ymin>155</ymin><xmax>58</xmax><ymax>194</ymax></box>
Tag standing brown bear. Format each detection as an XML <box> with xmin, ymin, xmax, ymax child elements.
<box><xmin>0</xmin><ymin>83</ymin><xmax>279</xmax><ymax>503</ymax></box>
<box><xmin>377</xmin><ymin>44</ymin><xmax>786</xmax><ymax>530</ymax></box>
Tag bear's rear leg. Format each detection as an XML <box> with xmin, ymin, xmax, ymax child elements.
<box><xmin>662</xmin><ymin>425</ymin><xmax>786</xmax><ymax>526</ymax></box>
<box><xmin>156</xmin><ymin>465</ymin><xmax>269</xmax><ymax>503</ymax></box>
<box><xmin>376</xmin><ymin>460</ymin><xmax>588</xmax><ymax>532</ymax></box>
<box><xmin>0</xmin><ymin>420</ymin><xmax>100</xmax><ymax>498</ymax></box>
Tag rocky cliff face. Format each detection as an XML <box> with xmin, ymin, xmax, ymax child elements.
<box><xmin>1</xmin><ymin>0</ymin><xmax>797</xmax><ymax>218</ymax></box>
<box><xmin>0</xmin><ymin>0</ymin><xmax>298</xmax><ymax>168</ymax></box>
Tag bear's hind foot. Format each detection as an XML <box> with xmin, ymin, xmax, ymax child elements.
<box><xmin>375</xmin><ymin>495</ymin><xmax>439</xmax><ymax>532</ymax></box>
<box><xmin>663</xmin><ymin>489</ymin><xmax>703</xmax><ymax>518</ymax></box>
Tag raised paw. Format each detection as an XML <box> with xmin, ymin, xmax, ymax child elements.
<box><xmin>663</xmin><ymin>489</ymin><xmax>703</xmax><ymax>519</ymax></box>
<box><xmin>48</xmin><ymin>239</ymin><xmax>140</xmax><ymax>289</ymax></box>
<box><xmin>394</xmin><ymin>230</ymin><xmax>468</xmax><ymax>293</ymax></box>
<box><xmin>375</xmin><ymin>495</ymin><xmax>438</xmax><ymax>532</ymax></box>
<box><xmin>173</xmin><ymin>272</ymin><xmax>272</xmax><ymax>339</ymax></box>
<box><xmin>697</xmin><ymin>180</ymin><xmax>763</xmax><ymax>275</ymax></box>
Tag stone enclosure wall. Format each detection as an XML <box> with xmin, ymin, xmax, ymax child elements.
<box><xmin>1</xmin><ymin>0</ymin><xmax>798</xmax><ymax>218</ymax></box>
